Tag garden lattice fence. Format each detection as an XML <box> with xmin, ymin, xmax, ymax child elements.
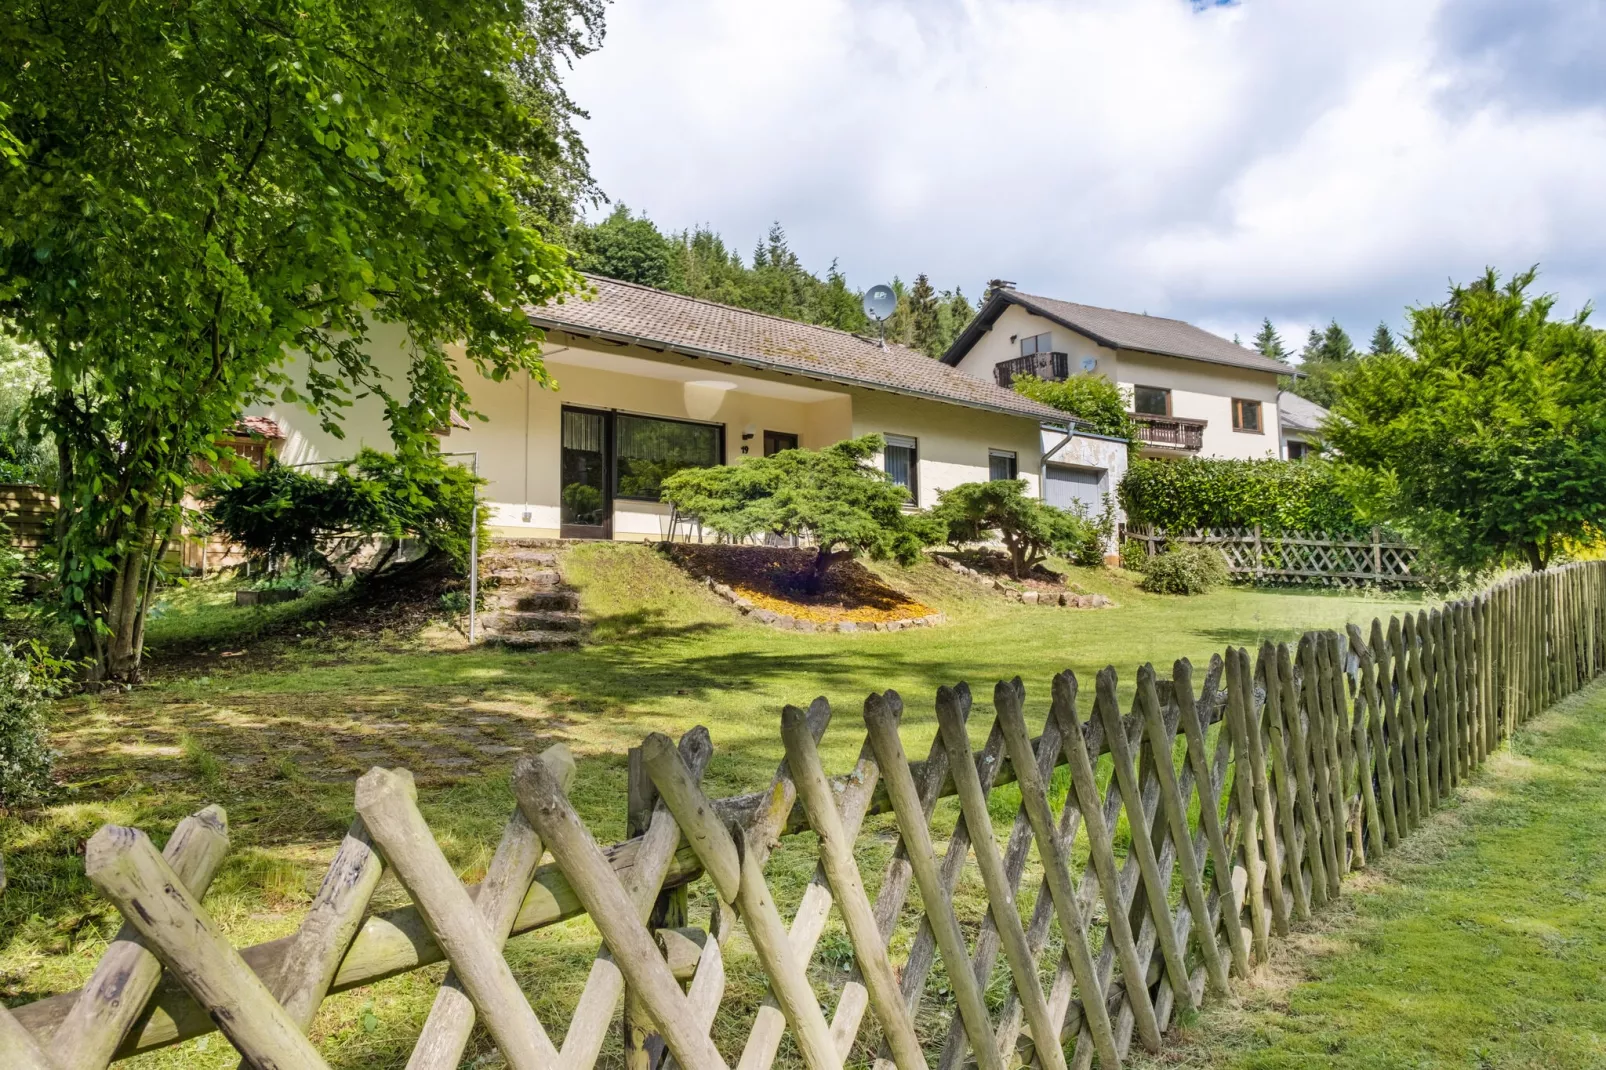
<box><xmin>1123</xmin><ymin>524</ymin><xmax>1424</xmax><ymax>587</ymax></box>
<box><xmin>7</xmin><ymin>563</ymin><xmax>1604</xmax><ymax>1070</ymax></box>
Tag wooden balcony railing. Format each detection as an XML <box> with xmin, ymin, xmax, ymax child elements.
<box><xmin>993</xmin><ymin>351</ymin><xmax>1069</xmax><ymax>388</ymax></box>
<box><xmin>1131</xmin><ymin>412</ymin><xmax>1207</xmax><ymax>451</ymax></box>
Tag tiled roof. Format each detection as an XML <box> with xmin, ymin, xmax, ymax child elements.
<box><xmin>229</xmin><ymin>415</ymin><xmax>284</xmax><ymax>439</ymax></box>
<box><xmin>1278</xmin><ymin>390</ymin><xmax>1329</xmax><ymax>434</ymax></box>
<box><xmin>943</xmin><ymin>289</ymin><xmax>1293</xmax><ymax>375</ymax></box>
<box><xmin>526</xmin><ymin>275</ymin><xmax>1070</xmax><ymax>425</ymax></box>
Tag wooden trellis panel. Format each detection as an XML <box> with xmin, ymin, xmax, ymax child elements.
<box><xmin>9</xmin><ymin>563</ymin><xmax>1606</xmax><ymax>1069</ymax></box>
<box><xmin>1124</xmin><ymin>526</ymin><xmax>1425</xmax><ymax>587</ymax></box>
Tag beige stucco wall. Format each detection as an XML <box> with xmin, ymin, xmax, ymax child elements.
<box><xmin>949</xmin><ymin>303</ymin><xmax>1282</xmax><ymax>461</ymax></box>
<box><xmin>1111</xmin><ymin>349</ymin><xmax>1280</xmax><ymax>460</ymax></box>
<box><xmin>950</xmin><ymin>303</ymin><xmax>1110</xmax><ymax>382</ymax></box>
<box><xmin>849</xmin><ymin>390</ymin><xmax>1043</xmax><ymax>509</ymax></box>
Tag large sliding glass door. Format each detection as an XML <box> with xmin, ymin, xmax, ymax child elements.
<box><xmin>559</xmin><ymin>406</ymin><xmax>725</xmax><ymax>539</ymax></box>
<box><xmin>560</xmin><ymin>407</ymin><xmax>611</xmax><ymax>539</ymax></box>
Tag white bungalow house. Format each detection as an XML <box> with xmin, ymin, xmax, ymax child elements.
<box><xmin>255</xmin><ymin>276</ymin><xmax>1129</xmax><ymax>543</ymax></box>
<box><xmin>1278</xmin><ymin>390</ymin><xmax>1329</xmax><ymax>460</ymax></box>
<box><xmin>941</xmin><ymin>288</ymin><xmax>1291</xmax><ymax>462</ymax></box>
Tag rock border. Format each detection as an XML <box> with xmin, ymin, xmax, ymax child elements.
<box><xmin>692</xmin><ymin>575</ymin><xmax>945</xmax><ymax>633</ymax></box>
<box><xmin>931</xmin><ymin>553</ymin><xmax>1114</xmax><ymax>609</ymax></box>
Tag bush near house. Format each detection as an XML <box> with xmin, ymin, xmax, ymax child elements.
<box><xmin>204</xmin><ymin>448</ymin><xmax>485</xmax><ymax>582</ymax></box>
<box><xmin>1011</xmin><ymin>373</ymin><xmax>1136</xmax><ymax>443</ymax></box>
<box><xmin>932</xmin><ymin>479</ymin><xmax>1102</xmax><ymax>578</ymax></box>
<box><xmin>1138</xmin><ymin>544</ymin><xmax>1230</xmax><ymax>595</ymax></box>
<box><xmin>660</xmin><ymin>434</ymin><xmax>940</xmax><ymax>595</ymax></box>
<box><xmin>1119</xmin><ymin>456</ymin><xmax>1365</xmax><ymax>534</ymax></box>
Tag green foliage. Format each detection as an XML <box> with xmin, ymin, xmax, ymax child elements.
<box><xmin>1011</xmin><ymin>374</ymin><xmax>1137</xmax><ymax>442</ymax></box>
<box><xmin>0</xmin><ymin>332</ymin><xmax>50</xmax><ymax>485</ymax></box>
<box><xmin>660</xmin><ymin>435</ymin><xmax>938</xmax><ymax>592</ymax></box>
<box><xmin>571</xmin><ymin>204</ymin><xmax>673</xmax><ymax>288</ymax></box>
<box><xmin>1119</xmin><ymin>457</ymin><xmax>1366</xmax><ymax>535</ymax></box>
<box><xmin>1327</xmin><ymin>268</ymin><xmax>1606</xmax><ymax>573</ymax></box>
<box><xmin>1368</xmin><ymin>322</ymin><xmax>1400</xmax><ymax>355</ymax></box>
<box><xmin>1253</xmin><ymin>318</ymin><xmax>1290</xmax><ymax>362</ymax></box>
<box><xmin>1138</xmin><ymin>544</ymin><xmax>1229</xmax><ymax>595</ymax></box>
<box><xmin>932</xmin><ymin>479</ymin><xmax>1098</xmax><ymax>578</ymax></box>
<box><xmin>0</xmin><ymin>0</ymin><xmax>586</xmax><ymax>679</ymax></box>
<box><xmin>205</xmin><ymin>449</ymin><xmax>486</xmax><ymax>580</ymax></box>
<box><xmin>1287</xmin><ymin>320</ymin><xmax>1360</xmax><ymax>408</ymax></box>
<box><xmin>0</xmin><ymin>643</ymin><xmax>56</xmax><ymax>806</ymax></box>
<box><xmin>569</xmin><ymin>214</ymin><xmax>975</xmax><ymax>350</ymax></box>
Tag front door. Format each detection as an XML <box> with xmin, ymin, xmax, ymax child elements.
<box><xmin>560</xmin><ymin>407</ymin><xmax>611</xmax><ymax>539</ymax></box>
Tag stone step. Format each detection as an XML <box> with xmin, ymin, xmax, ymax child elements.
<box><xmin>482</xmin><ymin>630</ymin><xmax>582</xmax><ymax>650</ymax></box>
<box><xmin>499</xmin><ymin>589</ymin><xmax>579</xmax><ymax>612</ymax></box>
<box><xmin>487</xmin><ymin>568</ymin><xmax>563</xmax><ymax>586</ymax></box>
<box><xmin>481</xmin><ymin>550</ymin><xmax>558</xmax><ymax>567</ymax></box>
<box><xmin>487</xmin><ymin>610</ymin><xmax>584</xmax><ymax>633</ymax></box>
<box><xmin>491</xmin><ymin>537</ymin><xmax>570</xmax><ymax>549</ymax></box>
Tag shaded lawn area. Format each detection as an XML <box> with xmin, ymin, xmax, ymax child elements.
<box><xmin>1136</xmin><ymin>678</ymin><xmax>1606</xmax><ymax>1070</ymax></box>
<box><xmin>2</xmin><ymin>543</ymin><xmax>1427</xmax><ymax>1068</ymax></box>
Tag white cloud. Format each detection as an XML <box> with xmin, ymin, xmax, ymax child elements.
<box><xmin>566</xmin><ymin>0</ymin><xmax>1606</xmax><ymax>344</ymax></box>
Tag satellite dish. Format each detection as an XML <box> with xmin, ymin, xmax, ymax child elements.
<box><xmin>862</xmin><ymin>284</ymin><xmax>896</xmax><ymax>323</ymax></box>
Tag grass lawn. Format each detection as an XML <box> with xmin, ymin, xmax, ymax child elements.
<box><xmin>1134</xmin><ymin>677</ymin><xmax>1606</xmax><ymax>1070</ymax></box>
<box><xmin>3</xmin><ymin>544</ymin><xmax>1429</xmax><ymax>1068</ymax></box>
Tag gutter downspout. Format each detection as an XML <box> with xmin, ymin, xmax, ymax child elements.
<box><xmin>1039</xmin><ymin>420</ymin><xmax>1077</xmax><ymax>501</ymax></box>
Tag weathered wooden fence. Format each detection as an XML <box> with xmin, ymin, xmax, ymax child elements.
<box><xmin>0</xmin><ymin>483</ymin><xmax>54</xmax><ymax>553</ymax></box>
<box><xmin>1123</xmin><ymin>525</ymin><xmax>1424</xmax><ymax>587</ymax></box>
<box><xmin>7</xmin><ymin>563</ymin><xmax>1604</xmax><ymax>1070</ymax></box>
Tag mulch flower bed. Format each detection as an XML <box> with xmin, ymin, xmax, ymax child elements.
<box><xmin>663</xmin><ymin>544</ymin><xmax>942</xmax><ymax>632</ymax></box>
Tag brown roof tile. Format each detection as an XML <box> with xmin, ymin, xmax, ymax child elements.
<box><xmin>526</xmin><ymin>275</ymin><xmax>1070</xmax><ymax>425</ymax></box>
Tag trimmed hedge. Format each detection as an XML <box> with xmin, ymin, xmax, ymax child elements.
<box><xmin>1118</xmin><ymin>458</ymin><xmax>1365</xmax><ymax>535</ymax></box>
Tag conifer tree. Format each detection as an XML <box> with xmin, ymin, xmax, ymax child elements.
<box><xmin>909</xmin><ymin>273</ymin><xmax>942</xmax><ymax>356</ymax></box>
<box><xmin>1369</xmin><ymin>322</ymin><xmax>1399</xmax><ymax>355</ymax></box>
<box><xmin>1253</xmin><ymin>318</ymin><xmax>1290</xmax><ymax>362</ymax></box>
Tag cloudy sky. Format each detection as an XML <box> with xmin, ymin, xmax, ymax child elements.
<box><xmin>565</xmin><ymin>0</ymin><xmax>1606</xmax><ymax>349</ymax></box>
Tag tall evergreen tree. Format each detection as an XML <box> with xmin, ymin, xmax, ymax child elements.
<box><xmin>1289</xmin><ymin>320</ymin><xmax>1360</xmax><ymax>408</ymax></box>
<box><xmin>908</xmin><ymin>274</ymin><xmax>942</xmax><ymax>357</ymax></box>
<box><xmin>1369</xmin><ymin>322</ymin><xmax>1399</xmax><ymax>355</ymax></box>
<box><xmin>1253</xmin><ymin>318</ymin><xmax>1289</xmax><ymax>362</ymax></box>
<box><xmin>572</xmin><ymin>205</ymin><xmax>673</xmax><ymax>288</ymax></box>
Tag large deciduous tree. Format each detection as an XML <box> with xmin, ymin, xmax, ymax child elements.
<box><xmin>660</xmin><ymin>435</ymin><xmax>937</xmax><ymax>594</ymax></box>
<box><xmin>0</xmin><ymin>0</ymin><xmax>594</xmax><ymax>680</ymax></box>
<box><xmin>1327</xmin><ymin>268</ymin><xmax>1606</xmax><ymax>573</ymax></box>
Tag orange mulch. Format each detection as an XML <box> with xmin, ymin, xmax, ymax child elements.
<box><xmin>664</xmin><ymin>544</ymin><xmax>935</xmax><ymax>625</ymax></box>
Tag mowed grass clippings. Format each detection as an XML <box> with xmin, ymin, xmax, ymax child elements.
<box><xmin>3</xmin><ymin>542</ymin><xmax>1425</xmax><ymax>1068</ymax></box>
<box><xmin>1135</xmin><ymin>679</ymin><xmax>1606</xmax><ymax>1070</ymax></box>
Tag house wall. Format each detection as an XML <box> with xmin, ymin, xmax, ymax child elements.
<box><xmin>1112</xmin><ymin>349</ymin><xmax>1280</xmax><ymax>460</ymax></box>
<box><xmin>257</xmin><ymin>329</ymin><xmax>1051</xmax><ymax>540</ymax></box>
<box><xmin>950</xmin><ymin>304</ymin><xmax>1111</xmax><ymax>383</ymax></box>
<box><xmin>849</xmin><ymin>390</ymin><xmax>1043</xmax><ymax>509</ymax></box>
<box><xmin>948</xmin><ymin>303</ymin><xmax>1281</xmax><ymax>461</ymax></box>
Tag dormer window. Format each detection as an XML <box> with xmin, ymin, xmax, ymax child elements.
<box><xmin>1019</xmin><ymin>332</ymin><xmax>1053</xmax><ymax>357</ymax></box>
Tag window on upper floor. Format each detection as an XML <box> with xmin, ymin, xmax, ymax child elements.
<box><xmin>1020</xmin><ymin>332</ymin><xmax>1053</xmax><ymax>357</ymax></box>
<box><xmin>1232</xmin><ymin>398</ymin><xmax>1263</xmax><ymax>433</ymax></box>
<box><xmin>1133</xmin><ymin>385</ymin><xmax>1171</xmax><ymax>416</ymax></box>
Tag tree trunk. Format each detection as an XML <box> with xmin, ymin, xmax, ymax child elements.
<box><xmin>1523</xmin><ymin>541</ymin><xmax>1548</xmax><ymax>572</ymax></box>
<box><xmin>1004</xmin><ymin>536</ymin><xmax>1026</xmax><ymax>580</ymax></box>
<box><xmin>805</xmin><ymin>547</ymin><xmax>845</xmax><ymax>595</ymax></box>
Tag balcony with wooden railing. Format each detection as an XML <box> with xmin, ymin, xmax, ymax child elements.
<box><xmin>1131</xmin><ymin>412</ymin><xmax>1207</xmax><ymax>451</ymax></box>
<box><xmin>993</xmin><ymin>351</ymin><xmax>1069</xmax><ymax>388</ymax></box>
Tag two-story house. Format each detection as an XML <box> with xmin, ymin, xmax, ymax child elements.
<box><xmin>941</xmin><ymin>287</ymin><xmax>1290</xmax><ymax>461</ymax></box>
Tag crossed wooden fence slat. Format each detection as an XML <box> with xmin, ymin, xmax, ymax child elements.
<box><xmin>7</xmin><ymin>563</ymin><xmax>1605</xmax><ymax>1069</ymax></box>
<box><xmin>1124</xmin><ymin>525</ymin><xmax>1425</xmax><ymax>587</ymax></box>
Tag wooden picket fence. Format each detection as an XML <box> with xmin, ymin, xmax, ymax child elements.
<box><xmin>7</xmin><ymin>563</ymin><xmax>1604</xmax><ymax>1070</ymax></box>
<box><xmin>1123</xmin><ymin>524</ymin><xmax>1424</xmax><ymax>587</ymax></box>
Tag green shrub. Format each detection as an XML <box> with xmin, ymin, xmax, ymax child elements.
<box><xmin>1119</xmin><ymin>457</ymin><xmax>1365</xmax><ymax>534</ymax></box>
<box><xmin>932</xmin><ymin>479</ymin><xmax>1097</xmax><ymax>578</ymax></box>
<box><xmin>1012</xmin><ymin>374</ymin><xmax>1136</xmax><ymax>443</ymax></box>
<box><xmin>205</xmin><ymin>448</ymin><xmax>486</xmax><ymax>580</ymax></box>
<box><xmin>1139</xmin><ymin>544</ymin><xmax>1230</xmax><ymax>595</ymax></box>
<box><xmin>0</xmin><ymin>643</ymin><xmax>57</xmax><ymax>806</ymax></box>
